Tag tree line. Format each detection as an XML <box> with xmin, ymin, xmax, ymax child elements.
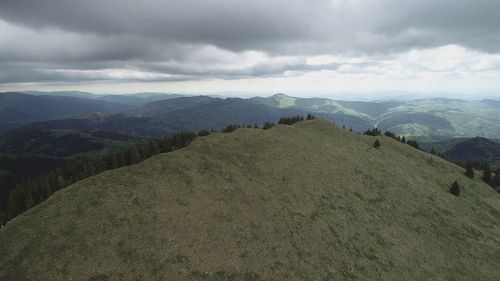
<box><xmin>1</xmin><ymin>115</ymin><xmax>318</xmax><ymax>225</ymax></box>
<box><xmin>0</xmin><ymin>132</ymin><xmax>197</xmax><ymax>226</ymax></box>
<box><xmin>362</xmin><ymin>128</ymin><xmax>420</xmax><ymax>149</ymax></box>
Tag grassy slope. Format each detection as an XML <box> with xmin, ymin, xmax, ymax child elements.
<box><xmin>1</xmin><ymin>120</ymin><xmax>500</xmax><ymax>281</ymax></box>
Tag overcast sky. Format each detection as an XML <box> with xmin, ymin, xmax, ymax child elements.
<box><xmin>0</xmin><ymin>0</ymin><xmax>499</xmax><ymax>98</ymax></box>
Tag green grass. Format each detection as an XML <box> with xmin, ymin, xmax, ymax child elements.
<box><xmin>1</xmin><ymin>120</ymin><xmax>500</xmax><ymax>280</ymax></box>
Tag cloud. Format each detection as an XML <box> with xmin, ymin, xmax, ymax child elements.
<box><xmin>0</xmin><ymin>0</ymin><xmax>499</xmax><ymax>91</ymax></box>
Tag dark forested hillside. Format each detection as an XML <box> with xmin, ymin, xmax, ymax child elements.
<box><xmin>0</xmin><ymin>92</ymin><xmax>131</xmax><ymax>133</ymax></box>
<box><xmin>453</xmin><ymin>138</ymin><xmax>500</xmax><ymax>163</ymax></box>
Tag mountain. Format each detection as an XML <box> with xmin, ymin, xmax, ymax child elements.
<box><xmin>0</xmin><ymin>128</ymin><xmax>140</xmax><ymax>157</ymax></box>
<box><xmin>0</xmin><ymin>128</ymin><xmax>141</xmax><ymax>209</ymax></box>
<box><xmin>130</xmin><ymin>96</ymin><xmax>312</xmax><ymax>131</ymax></box>
<box><xmin>25</xmin><ymin>91</ymin><xmax>185</xmax><ymax>106</ymax></box>
<box><xmin>251</xmin><ymin>94</ymin><xmax>500</xmax><ymax>139</ymax></box>
<box><xmin>9</xmin><ymin>92</ymin><xmax>500</xmax><ymax>139</ymax></box>
<box><xmin>421</xmin><ymin>137</ymin><xmax>500</xmax><ymax>166</ymax></box>
<box><xmin>11</xmin><ymin>97</ymin><xmax>310</xmax><ymax>137</ymax></box>
<box><xmin>0</xmin><ymin>92</ymin><xmax>131</xmax><ymax>133</ymax></box>
<box><xmin>1</xmin><ymin>120</ymin><xmax>499</xmax><ymax>280</ymax></box>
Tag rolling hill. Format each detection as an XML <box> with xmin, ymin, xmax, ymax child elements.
<box><xmin>1</xmin><ymin>119</ymin><xmax>499</xmax><ymax>280</ymax></box>
<box><xmin>26</xmin><ymin>91</ymin><xmax>184</xmax><ymax>106</ymax></box>
<box><xmin>8</xmin><ymin>91</ymin><xmax>500</xmax><ymax>139</ymax></box>
<box><xmin>251</xmin><ymin>94</ymin><xmax>500</xmax><ymax>139</ymax></box>
<box><xmin>0</xmin><ymin>92</ymin><xmax>131</xmax><ymax>133</ymax></box>
<box><xmin>421</xmin><ymin>137</ymin><xmax>500</xmax><ymax>166</ymax></box>
<box><xmin>10</xmin><ymin>97</ymin><xmax>310</xmax><ymax>137</ymax></box>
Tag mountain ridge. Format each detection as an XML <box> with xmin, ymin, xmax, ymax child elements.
<box><xmin>1</xmin><ymin>119</ymin><xmax>499</xmax><ymax>280</ymax></box>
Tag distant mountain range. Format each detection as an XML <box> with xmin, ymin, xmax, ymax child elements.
<box><xmin>25</xmin><ymin>91</ymin><xmax>184</xmax><ymax>106</ymax></box>
<box><xmin>2</xmin><ymin>91</ymin><xmax>500</xmax><ymax>140</ymax></box>
<box><xmin>0</xmin><ymin>92</ymin><xmax>131</xmax><ymax>134</ymax></box>
<box><xmin>251</xmin><ymin>94</ymin><xmax>500</xmax><ymax>139</ymax></box>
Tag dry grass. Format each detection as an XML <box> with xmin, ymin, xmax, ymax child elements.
<box><xmin>1</xmin><ymin>119</ymin><xmax>500</xmax><ymax>281</ymax></box>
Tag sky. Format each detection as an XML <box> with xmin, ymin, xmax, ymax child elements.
<box><xmin>0</xmin><ymin>0</ymin><xmax>500</xmax><ymax>99</ymax></box>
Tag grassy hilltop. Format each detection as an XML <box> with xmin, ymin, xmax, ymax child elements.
<box><xmin>1</xmin><ymin>120</ymin><xmax>500</xmax><ymax>280</ymax></box>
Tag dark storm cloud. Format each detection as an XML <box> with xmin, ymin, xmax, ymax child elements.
<box><xmin>0</xmin><ymin>0</ymin><xmax>500</xmax><ymax>84</ymax></box>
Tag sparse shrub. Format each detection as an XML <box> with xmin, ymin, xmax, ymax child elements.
<box><xmin>465</xmin><ymin>162</ymin><xmax>474</xmax><ymax>178</ymax></box>
<box><xmin>450</xmin><ymin>181</ymin><xmax>460</xmax><ymax>196</ymax></box>
<box><xmin>374</xmin><ymin>139</ymin><xmax>381</xmax><ymax>148</ymax></box>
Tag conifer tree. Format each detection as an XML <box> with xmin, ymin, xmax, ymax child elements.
<box><xmin>263</xmin><ymin>122</ymin><xmax>275</xmax><ymax>130</ymax></box>
<box><xmin>374</xmin><ymin>139</ymin><xmax>381</xmax><ymax>148</ymax></box>
<box><xmin>198</xmin><ymin>129</ymin><xmax>210</xmax><ymax>136</ymax></box>
<box><xmin>483</xmin><ymin>164</ymin><xmax>492</xmax><ymax>184</ymax></box>
<box><xmin>129</xmin><ymin>145</ymin><xmax>141</xmax><ymax>164</ymax></box>
<box><xmin>450</xmin><ymin>181</ymin><xmax>460</xmax><ymax>196</ymax></box>
<box><xmin>465</xmin><ymin>162</ymin><xmax>474</xmax><ymax>178</ymax></box>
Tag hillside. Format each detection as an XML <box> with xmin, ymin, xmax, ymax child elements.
<box><xmin>12</xmin><ymin>97</ymin><xmax>309</xmax><ymax>137</ymax></box>
<box><xmin>1</xmin><ymin>120</ymin><xmax>500</xmax><ymax>280</ymax></box>
<box><xmin>251</xmin><ymin>94</ymin><xmax>500</xmax><ymax>138</ymax></box>
<box><xmin>25</xmin><ymin>91</ymin><xmax>184</xmax><ymax>106</ymax></box>
<box><xmin>0</xmin><ymin>128</ymin><xmax>142</xmax><ymax>209</ymax></box>
<box><xmin>446</xmin><ymin>138</ymin><xmax>500</xmax><ymax>164</ymax></box>
<box><xmin>0</xmin><ymin>92</ymin><xmax>131</xmax><ymax>133</ymax></box>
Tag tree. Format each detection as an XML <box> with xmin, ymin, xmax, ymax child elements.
<box><xmin>222</xmin><ymin>124</ymin><xmax>238</xmax><ymax>133</ymax></box>
<box><xmin>406</xmin><ymin>139</ymin><xmax>420</xmax><ymax>149</ymax></box>
<box><xmin>263</xmin><ymin>122</ymin><xmax>275</xmax><ymax>130</ymax></box>
<box><xmin>465</xmin><ymin>162</ymin><xmax>474</xmax><ymax>178</ymax></box>
<box><xmin>483</xmin><ymin>164</ymin><xmax>492</xmax><ymax>184</ymax></box>
<box><xmin>384</xmin><ymin>131</ymin><xmax>397</xmax><ymax>139</ymax></box>
<box><xmin>279</xmin><ymin>115</ymin><xmax>304</xmax><ymax>125</ymax></box>
<box><xmin>129</xmin><ymin>145</ymin><xmax>141</xmax><ymax>164</ymax></box>
<box><xmin>450</xmin><ymin>181</ymin><xmax>460</xmax><ymax>196</ymax></box>
<box><xmin>401</xmin><ymin>136</ymin><xmax>406</xmax><ymax>144</ymax></box>
<box><xmin>492</xmin><ymin>174</ymin><xmax>500</xmax><ymax>189</ymax></box>
<box><xmin>374</xmin><ymin>139</ymin><xmax>381</xmax><ymax>148</ymax></box>
<box><xmin>364</xmin><ymin>128</ymin><xmax>381</xmax><ymax>136</ymax></box>
<box><xmin>198</xmin><ymin>129</ymin><xmax>210</xmax><ymax>136</ymax></box>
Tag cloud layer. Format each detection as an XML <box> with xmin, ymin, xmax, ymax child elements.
<box><xmin>0</xmin><ymin>0</ymin><xmax>500</xmax><ymax>95</ymax></box>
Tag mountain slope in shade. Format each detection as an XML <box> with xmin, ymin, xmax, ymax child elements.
<box><xmin>11</xmin><ymin>97</ymin><xmax>310</xmax><ymax>137</ymax></box>
<box><xmin>0</xmin><ymin>92</ymin><xmax>131</xmax><ymax>133</ymax></box>
<box><xmin>443</xmin><ymin>137</ymin><xmax>500</xmax><ymax>164</ymax></box>
<box><xmin>1</xmin><ymin>120</ymin><xmax>499</xmax><ymax>281</ymax></box>
<box><xmin>25</xmin><ymin>91</ymin><xmax>185</xmax><ymax>106</ymax></box>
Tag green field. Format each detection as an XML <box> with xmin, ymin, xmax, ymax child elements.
<box><xmin>1</xmin><ymin>120</ymin><xmax>499</xmax><ymax>280</ymax></box>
